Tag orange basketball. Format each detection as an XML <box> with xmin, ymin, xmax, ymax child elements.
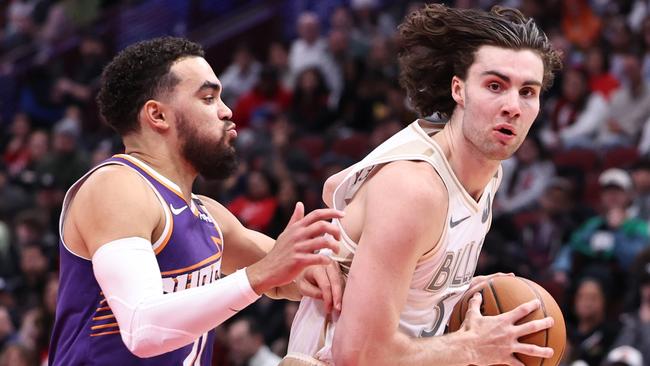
<box><xmin>448</xmin><ymin>276</ymin><xmax>566</xmax><ymax>366</ymax></box>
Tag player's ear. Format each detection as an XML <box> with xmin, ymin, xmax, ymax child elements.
<box><xmin>451</xmin><ymin>76</ymin><xmax>464</xmax><ymax>107</ymax></box>
<box><xmin>141</xmin><ymin>100</ymin><xmax>171</xmax><ymax>131</ymax></box>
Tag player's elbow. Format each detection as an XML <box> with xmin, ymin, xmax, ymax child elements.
<box><xmin>332</xmin><ymin>331</ymin><xmax>383</xmax><ymax>366</ymax></box>
<box><xmin>331</xmin><ymin>340</ymin><xmax>362</xmax><ymax>366</ymax></box>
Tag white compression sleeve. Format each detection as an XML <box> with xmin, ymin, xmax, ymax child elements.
<box><xmin>91</xmin><ymin>237</ymin><xmax>260</xmax><ymax>358</ymax></box>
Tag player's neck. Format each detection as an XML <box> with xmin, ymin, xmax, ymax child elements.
<box><xmin>123</xmin><ymin>135</ymin><xmax>196</xmax><ymax>203</ymax></box>
<box><xmin>434</xmin><ymin>120</ymin><xmax>499</xmax><ymax>201</ymax></box>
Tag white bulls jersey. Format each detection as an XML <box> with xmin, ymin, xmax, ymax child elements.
<box><xmin>286</xmin><ymin>119</ymin><xmax>502</xmax><ymax>365</ymax></box>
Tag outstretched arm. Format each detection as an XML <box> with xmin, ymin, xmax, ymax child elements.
<box><xmin>70</xmin><ymin>166</ymin><xmax>342</xmax><ymax>357</ymax></box>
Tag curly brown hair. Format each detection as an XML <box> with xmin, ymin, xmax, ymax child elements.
<box><xmin>398</xmin><ymin>4</ymin><xmax>562</xmax><ymax>118</ymax></box>
<box><xmin>96</xmin><ymin>37</ymin><xmax>204</xmax><ymax>136</ymax></box>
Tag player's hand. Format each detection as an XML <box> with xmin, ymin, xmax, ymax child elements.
<box><xmin>466</xmin><ymin>272</ymin><xmax>513</xmax><ymax>296</ymax></box>
<box><xmin>247</xmin><ymin>202</ymin><xmax>343</xmax><ymax>295</ymax></box>
<box><xmin>461</xmin><ymin>292</ymin><xmax>554</xmax><ymax>366</ymax></box>
<box><xmin>294</xmin><ymin>260</ymin><xmax>344</xmax><ymax>313</ymax></box>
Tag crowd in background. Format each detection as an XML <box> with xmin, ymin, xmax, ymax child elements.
<box><xmin>2</xmin><ymin>0</ymin><xmax>650</xmax><ymax>365</ymax></box>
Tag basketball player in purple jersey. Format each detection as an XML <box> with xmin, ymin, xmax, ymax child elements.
<box><xmin>49</xmin><ymin>37</ymin><xmax>344</xmax><ymax>365</ymax></box>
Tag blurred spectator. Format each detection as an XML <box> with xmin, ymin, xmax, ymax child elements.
<box><xmin>605</xmin><ymin>17</ymin><xmax>636</xmax><ymax>82</ymax></box>
<box><xmin>540</xmin><ymin>67</ymin><xmax>608</xmax><ymax>150</ymax></box>
<box><xmin>603</xmin><ymin>345</ymin><xmax>644</xmax><ymax>366</ymax></box>
<box><xmin>552</xmin><ymin>168</ymin><xmax>650</xmax><ymax>286</ymax></box>
<box><xmin>2</xmin><ymin>112</ymin><xmax>32</xmax><ymax>177</ymax></box>
<box><xmin>52</xmin><ymin>33</ymin><xmax>107</xmax><ymax>107</ymax></box>
<box><xmin>288</xmin><ymin>11</ymin><xmax>341</xmax><ymax>108</ymax></box>
<box><xmin>0</xmin><ymin>165</ymin><xmax>31</xmax><ymax>220</ymax></box>
<box><xmin>612</xmin><ymin>248</ymin><xmax>650</xmax><ymax>363</ymax></box>
<box><xmin>227</xmin><ymin>316</ymin><xmax>281</xmax><ymax>366</ymax></box>
<box><xmin>0</xmin><ymin>306</ymin><xmax>14</xmax><ymax>351</ymax></box>
<box><xmin>233</xmin><ymin>66</ymin><xmax>292</xmax><ymax>130</ymax></box>
<box><xmin>566</xmin><ymin>276</ymin><xmax>620</xmax><ymax>366</ymax></box>
<box><xmin>270</xmin><ymin>301</ymin><xmax>299</xmax><ymax>357</ymax></box>
<box><xmin>561</xmin><ymin>0</ymin><xmax>601</xmax><ymax>49</ymax></box>
<box><xmin>14</xmin><ymin>129</ymin><xmax>50</xmax><ymax>191</ymax></box>
<box><xmin>227</xmin><ymin>170</ymin><xmax>278</xmax><ymax>233</ymax></box>
<box><xmin>329</xmin><ymin>6</ymin><xmax>366</xmax><ymax>59</ymax></box>
<box><xmin>35</xmin><ymin>106</ymin><xmax>89</xmax><ymax>190</ymax></box>
<box><xmin>519</xmin><ymin>177</ymin><xmax>582</xmax><ymax>278</ymax></box>
<box><xmin>602</xmin><ymin>52</ymin><xmax>650</xmax><ymax>148</ymax></box>
<box><xmin>1</xmin><ymin>0</ymin><xmax>36</xmax><ymax>53</ymax></box>
<box><xmin>219</xmin><ymin>44</ymin><xmax>261</xmax><ymax>108</ymax></box>
<box><xmin>0</xmin><ymin>341</ymin><xmax>37</xmax><ymax>366</ymax></box>
<box><xmin>584</xmin><ymin>45</ymin><xmax>620</xmax><ymax>100</ymax></box>
<box><xmin>496</xmin><ymin>135</ymin><xmax>555</xmax><ymax>215</ymax></box>
<box><xmin>642</xmin><ymin>15</ymin><xmax>650</xmax><ymax>81</ymax></box>
<box><xmin>630</xmin><ymin>158</ymin><xmax>650</xmax><ymax>223</ymax></box>
<box><xmin>13</xmin><ymin>245</ymin><xmax>50</xmax><ymax>312</ymax></box>
<box><xmin>289</xmin><ymin>67</ymin><xmax>332</xmax><ymax>134</ymax></box>
<box><xmin>267</xmin><ymin>41</ymin><xmax>291</xmax><ymax>90</ymax></box>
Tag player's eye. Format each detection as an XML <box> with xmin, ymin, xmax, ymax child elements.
<box><xmin>520</xmin><ymin>88</ymin><xmax>537</xmax><ymax>97</ymax></box>
<box><xmin>487</xmin><ymin>82</ymin><xmax>501</xmax><ymax>92</ymax></box>
<box><xmin>203</xmin><ymin>96</ymin><xmax>215</xmax><ymax>103</ymax></box>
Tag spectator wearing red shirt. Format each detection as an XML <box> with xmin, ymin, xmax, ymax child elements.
<box><xmin>233</xmin><ymin>66</ymin><xmax>292</xmax><ymax>130</ymax></box>
<box><xmin>227</xmin><ymin>170</ymin><xmax>279</xmax><ymax>233</ymax></box>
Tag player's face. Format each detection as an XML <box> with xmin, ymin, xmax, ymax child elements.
<box><xmin>168</xmin><ymin>57</ymin><xmax>238</xmax><ymax>179</ymax></box>
<box><xmin>455</xmin><ymin>45</ymin><xmax>544</xmax><ymax>161</ymax></box>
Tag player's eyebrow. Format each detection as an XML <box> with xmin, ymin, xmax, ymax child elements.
<box><xmin>196</xmin><ymin>81</ymin><xmax>221</xmax><ymax>93</ymax></box>
<box><xmin>481</xmin><ymin>70</ymin><xmax>542</xmax><ymax>87</ymax></box>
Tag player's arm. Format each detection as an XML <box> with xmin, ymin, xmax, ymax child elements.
<box><xmin>197</xmin><ymin>195</ymin><xmax>345</xmax><ymax>311</ymax></box>
<box><xmin>72</xmin><ymin>166</ymin><xmax>341</xmax><ymax>358</ymax></box>
<box><xmin>330</xmin><ymin>162</ymin><xmax>554</xmax><ymax>366</ymax></box>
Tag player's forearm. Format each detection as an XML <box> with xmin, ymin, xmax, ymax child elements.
<box><xmin>92</xmin><ymin>237</ymin><xmax>260</xmax><ymax>357</ymax></box>
<box><xmin>334</xmin><ymin>330</ymin><xmax>479</xmax><ymax>366</ymax></box>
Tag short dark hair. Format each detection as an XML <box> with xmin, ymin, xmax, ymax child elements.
<box><xmin>398</xmin><ymin>4</ymin><xmax>562</xmax><ymax>118</ymax></box>
<box><xmin>96</xmin><ymin>37</ymin><xmax>204</xmax><ymax>136</ymax></box>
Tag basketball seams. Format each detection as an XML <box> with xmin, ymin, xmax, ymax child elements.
<box><xmin>487</xmin><ymin>280</ymin><xmax>502</xmax><ymax>314</ymax></box>
<box><xmin>518</xmin><ymin>278</ymin><xmax>547</xmax><ymax>366</ymax></box>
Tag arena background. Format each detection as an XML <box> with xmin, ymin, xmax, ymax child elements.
<box><xmin>1</xmin><ymin>0</ymin><xmax>650</xmax><ymax>365</ymax></box>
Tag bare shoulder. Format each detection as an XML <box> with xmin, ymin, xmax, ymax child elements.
<box><xmin>366</xmin><ymin>160</ymin><xmax>447</xmax><ymax>205</ymax></box>
<box><xmin>68</xmin><ymin>164</ymin><xmax>162</xmax><ymax>257</ymax></box>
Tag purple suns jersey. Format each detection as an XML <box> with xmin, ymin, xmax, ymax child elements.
<box><xmin>49</xmin><ymin>154</ymin><xmax>224</xmax><ymax>365</ymax></box>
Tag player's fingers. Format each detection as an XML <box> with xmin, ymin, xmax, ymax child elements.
<box><xmin>311</xmin><ymin>266</ymin><xmax>333</xmax><ymax>313</ymax></box>
<box><xmin>298</xmin><ymin>237</ymin><xmax>340</xmax><ymax>254</ymax></box>
<box><xmin>295</xmin><ymin>253</ymin><xmax>332</xmax><ymax>268</ymax></box>
<box><xmin>297</xmin><ymin>278</ymin><xmax>323</xmax><ymax>300</ymax></box>
<box><xmin>299</xmin><ymin>208</ymin><xmax>345</xmax><ymax>228</ymax></box>
<box><xmin>300</xmin><ymin>221</ymin><xmax>342</xmax><ymax>244</ymax></box>
<box><xmin>326</xmin><ymin>261</ymin><xmax>343</xmax><ymax>312</ymax></box>
<box><xmin>514</xmin><ymin>316</ymin><xmax>553</xmax><ymax>337</ymax></box>
<box><xmin>288</xmin><ymin>202</ymin><xmax>305</xmax><ymax>225</ymax></box>
<box><xmin>512</xmin><ymin>343</ymin><xmax>554</xmax><ymax>359</ymax></box>
<box><xmin>502</xmin><ymin>299</ymin><xmax>540</xmax><ymax>322</ymax></box>
<box><xmin>466</xmin><ymin>292</ymin><xmax>483</xmax><ymax>318</ymax></box>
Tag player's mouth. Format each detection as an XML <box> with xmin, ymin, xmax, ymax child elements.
<box><xmin>493</xmin><ymin>124</ymin><xmax>516</xmax><ymax>142</ymax></box>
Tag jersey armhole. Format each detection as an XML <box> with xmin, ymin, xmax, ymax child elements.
<box><xmin>59</xmin><ymin>162</ymin><xmax>171</xmax><ymax>260</ymax></box>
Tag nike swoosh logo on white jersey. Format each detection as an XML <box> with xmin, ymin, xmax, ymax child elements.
<box><xmin>449</xmin><ymin>215</ymin><xmax>470</xmax><ymax>228</ymax></box>
<box><xmin>170</xmin><ymin>204</ymin><xmax>188</xmax><ymax>215</ymax></box>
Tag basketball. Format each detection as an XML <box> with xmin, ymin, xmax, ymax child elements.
<box><xmin>448</xmin><ymin>276</ymin><xmax>566</xmax><ymax>366</ymax></box>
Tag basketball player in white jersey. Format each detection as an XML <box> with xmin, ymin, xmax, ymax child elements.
<box><xmin>284</xmin><ymin>5</ymin><xmax>563</xmax><ymax>366</ymax></box>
